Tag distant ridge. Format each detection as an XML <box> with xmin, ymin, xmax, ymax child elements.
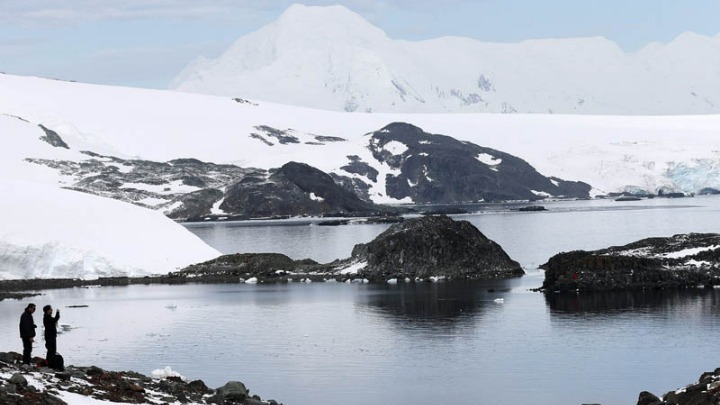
<box><xmin>171</xmin><ymin>4</ymin><xmax>720</xmax><ymax>115</ymax></box>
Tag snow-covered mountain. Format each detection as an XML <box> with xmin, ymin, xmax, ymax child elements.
<box><xmin>170</xmin><ymin>4</ymin><xmax>720</xmax><ymax>115</ymax></box>
<box><xmin>3</xmin><ymin>72</ymin><xmax>720</xmax><ymax>278</ymax></box>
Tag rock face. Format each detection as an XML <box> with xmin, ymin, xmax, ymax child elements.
<box><xmin>30</xmin><ymin>151</ymin><xmax>395</xmax><ymax>220</ymax></box>
<box><xmin>541</xmin><ymin>233</ymin><xmax>720</xmax><ymax>292</ymax></box>
<box><xmin>220</xmin><ymin>162</ymin><xmax>391</xmax><ymax>218</ymax></box>
<box><xmin>638</xmin><ymin>368</ymin><xmax>720</xmax><ymax>405</ymax></box>
<box><xmin>28</xmin><ymin>121</ymin><xmax>591</xmax><ymax>222</ymax></box>
<box><xmin>365</xmin><ymin>123</ymin><xmax>591</xmax><ymax>203</ymax></box>
<box><xmin>347</xmin><ymin>215</ymin><xmax>524</xmax><ymax>281</ymax></box>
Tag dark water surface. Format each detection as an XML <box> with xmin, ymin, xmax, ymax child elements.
<box><xmin>2</xmin><ymin>197</ymin><xmax>720</xmax><ymax>405</ymax></box>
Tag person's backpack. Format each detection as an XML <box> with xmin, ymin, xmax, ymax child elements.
<box><xmin>48</xmin><ymin>353</ymin><xmax>64</xmax><ymax>371</ymax></box>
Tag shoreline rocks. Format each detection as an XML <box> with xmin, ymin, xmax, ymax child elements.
<box><xmin>638</xmin><ymin>368</ymin><xmax>720</xmax><ymax>405</ymax></box>
<box><xmin>540</xmin><ymin>233</ymin><xmax>720</xmax><ymax>292</ymax></box>
<box><xmin>0</xmin><ymin>351</ymin><xmax>282</xmax><ymax>405</ymax></box>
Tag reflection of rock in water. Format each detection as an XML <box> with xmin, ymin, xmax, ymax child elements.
<box><xmin>544</xmin><ymin>288</ymin><xmax>720</xmax><ymax>315</ymax></box>
<box><xmin>360</xmin><ymin>281</ymin><xmax>513</xmax><ymax>328</ymax></box>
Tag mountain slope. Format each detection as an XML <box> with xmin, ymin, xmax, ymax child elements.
<box><xmin>171</xmin><ymin>4</ymin><xmax>720</xmax><ymax>115</ymax></box>
<box><xmin>3</xmin><ymin>73</ymin><xmax>720</xmax><ymax>198</ymax></box>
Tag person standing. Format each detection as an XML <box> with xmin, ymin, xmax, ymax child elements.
<box><xmin>19</xmin><ymin>303</ymin><xmax>37</xmax><ymax>365</ymax></box>
<box><xmin>43</xmin><ymin>304</ymin><xmax>60</xmax><ymax>365</ymax></box>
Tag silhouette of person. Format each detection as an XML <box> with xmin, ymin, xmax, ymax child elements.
<box><xmin>19</xmin><ymin>303</ymin><xmax>37</xmax><ymax>365</ymax></box>
<box><xmin>43</xmin><ymin>304</ymin><xmax>60</xmax><ymax>365</ymax></box>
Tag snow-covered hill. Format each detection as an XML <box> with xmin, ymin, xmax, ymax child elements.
<box><xmin>4</xmin><ymin>72</ymin><xmax>720</xmax><ymax>199</ymax></box>
<box><xmin>170</xmin><ymin>4</ymin><xmax>720</xmax><ymax>115</ymax></box>
<box><xmin>0</xmin><ymin>112</ymin><xmax>220</xmax><ymax>280</ymax></box>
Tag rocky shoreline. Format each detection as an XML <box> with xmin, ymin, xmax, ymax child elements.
<box><xmin>637</xmin><ymin>368</ymin><xmax>720</xmax><ymax>405</ymax></box>
<box><xmin>0</xmin><ymin>351</ymin><xmax>282</xmax><ymax>404</ymax></box>
<box><xmin>3</xmin><ymin>348</ymin><xmax>719</xmax><ymax>405</ymax></box>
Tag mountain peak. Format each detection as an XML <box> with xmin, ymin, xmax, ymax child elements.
<box><xmin>170</xmin><ymin>5</ymin><xmax>720</xmax><ymax>115</ymax></box>
<box><xmin>273</xmin><ymin>3</ymin><xmax>388</xmax><ymax>45</ymax></box>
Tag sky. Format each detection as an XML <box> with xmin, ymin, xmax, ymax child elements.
<box><xmin>0</xmin><ymin>0</ymin><xmax>718</xmax><ymax>89</ymax></box>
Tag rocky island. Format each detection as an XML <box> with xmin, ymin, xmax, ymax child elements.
<box><xmin>540</xmin><ymin>233</ymin><xmax>720</xmax><ymax>292</ymax></box>
<box><xmin>637</xmin><ymin>368</ymin><xmax>720</xmax><ymax>405</ymax></box>
<box><xmin>177</xmin><ymin>215</ymin><xmax>524</xmax><ymax>283</ymax></box>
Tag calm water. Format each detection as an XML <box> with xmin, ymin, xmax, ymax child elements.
<box><xmin>2</xmin><ymin>197</ymin><xmax>720</xmax><ymax>405</ymax></box>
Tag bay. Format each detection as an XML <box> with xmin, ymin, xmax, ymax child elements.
<box><xmin>1</xmin><ymin>196</ymin><xmax>719</xmax><ymax>405</ymax></box>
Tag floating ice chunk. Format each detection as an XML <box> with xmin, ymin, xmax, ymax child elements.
<box><xmin>245</xmin><ymin>277</ymin><xmax>258</xmax><ymax>284</ymax></box>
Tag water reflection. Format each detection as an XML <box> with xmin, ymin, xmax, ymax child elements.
<box><xmin>545</xmin><ymin>288</ymin><xmax>720</xmax><ymax>316</ymax></box>
<box><xmin>357</xmin><ymin>280</ymin><xmax>515</xmax><ymax>330</ymax></box>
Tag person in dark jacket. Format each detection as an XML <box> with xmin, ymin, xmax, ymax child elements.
<box><xmin>19</xmin><ymin>303</ymin><xmax>37</xmax><ymax>365</ymax></box>
<box><xmin>43</xmin><ymin>304</ymin><xmax>60</xmax><ymax>364</ymax></box>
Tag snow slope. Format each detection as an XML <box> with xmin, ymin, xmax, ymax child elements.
<box><xmin>0</xmin><ymin>113</ymin><xmax>220</xmax><ymax>280</ymax></box>
<box><xmin>171</xmin><ymin>4</ymin><xmax>720</xmax><ymax>115</ymax></box>
<box><xmin>3</xmin><ymin>73</ymin><xmax>720</xmax><ymax>198</ymax></box>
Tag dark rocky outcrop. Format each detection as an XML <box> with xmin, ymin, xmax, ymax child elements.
<box><xmin>638</xmin><ymin>368</ymin><xmax>720</xmax><ymax>405</ymax></box>
<box><xmin>169</xmin><ymin>188</ymin><xmax>225</xmax><ymax>220</ymax></box>
<box><xmin>541</xmin><ymin>233</ymin><xmax>720</xmax><ymax>292</ymax></box>
<box><xmin>0</xmin><ymin>351</ymin><xmax>283</xmax><ymax>404</ymax></box>
<box><xmin>177</xmin><ymin>216</ymin><xmax>523</xmax><ymax>282</ymax></box>
<box><xmin>38</xmin><ymin>124</ymin><xmax>69</xmax><ymax>149</ymax></box>
<box><xmin>27</xmin><ymin>121</ymin><xmax>593</xmax><ymax>221</ymax></box>
<box><xmin>344</xmin><ymin>215</ymin><xmax>524</xmax><ymax>281</ymax></box>
<box><xmin>699</xmin><ymin>187</ymin><xmax>720</xmax><ymax>195</ymax></box>
<box><xmin>220</xmin><ymin>162</ymin><xmax>396</xmax><ymax>218</ymax></box>
<box><xmin>176</xmin><ymin>253</ymin><xmax>320</xmax><ymax>282</ymax></box>
<box><xmin>28</xmin><ymin>152</ymin><xmax>397</xmax><ymax>220</ymax></box>
<box><xmin>362</xmin><ymin>122</ymin><xmax>591</xmax><ymax>203</ymax></box>
<box><xmin>341</xmin><ymin>155</ymin><xmax>379</xmax><ymax>182</ymax></box>
<box><xmin>517</xmin><ymin>206</ymin><xmax>547</xmax><ymax>211</ymax></box>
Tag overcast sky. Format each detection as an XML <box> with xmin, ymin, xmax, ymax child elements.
<box><xmin>1</xmin><ymin>0</ymin><xmax>718</xmax><ymax>89</ymax></box>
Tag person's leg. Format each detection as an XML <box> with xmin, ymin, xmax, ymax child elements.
<box><xmin>22</xmin><ymin>338</ymin><xmax>32</xmax><ymax>364</ymax></box>
<box><xmin>46</xmin><ymin>339</ymin><xmax>57</xmax><ymax>360</ymax></box>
